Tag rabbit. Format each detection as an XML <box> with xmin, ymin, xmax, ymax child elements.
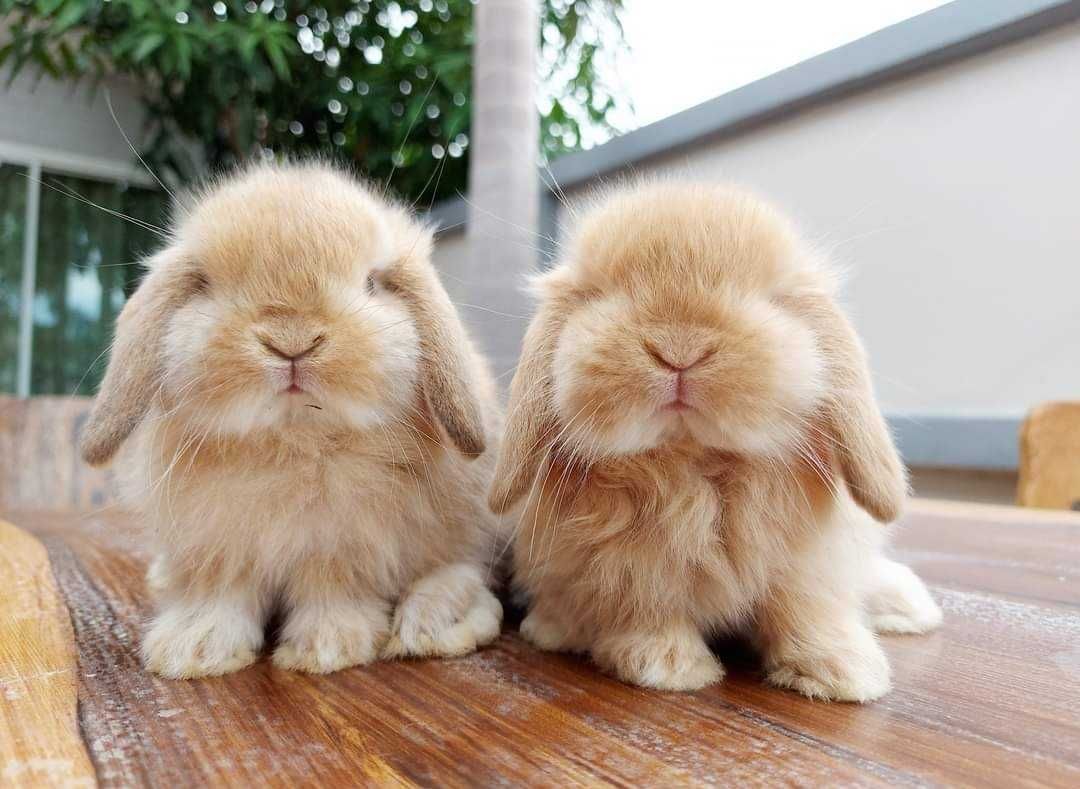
<box><xmin>80</xmin><ymin>161</ymin><xmax>504</xmax><ymax>678</ymax></box>
<box><xmin>489</xmin><ymin>181</ymin><xmax>942</xmax><ymax>702</ymax></box>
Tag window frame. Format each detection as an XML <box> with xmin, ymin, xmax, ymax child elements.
<box><xmin>0</xmin><ymin>141</ymin><xmax>157</xmax><ymax>397</ymax></box>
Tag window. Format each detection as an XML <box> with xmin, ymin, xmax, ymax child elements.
<box><xmin>0</xmin><ymin>164</ymin><xmax>27</xmax><ymax>393</ymax></box>
<box><xmin>0</xmin><ymin>162</ymin><xmax>166</xmax><ymax>396</ymax></box>
<box><xmin>30</xmin><ymin>173</ymin><xmax>165</xmax><ymax>395</ymax></box>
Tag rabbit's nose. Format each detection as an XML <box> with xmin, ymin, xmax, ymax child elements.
<box><xmin>258</xmin><ymin>333</ymin><xmax>325</xmax><ymax>361</ymax></box>
<box><xmin>644</xmin><ymin>341</ymin><xmax>714</xmax><ymax>372</ymax></box>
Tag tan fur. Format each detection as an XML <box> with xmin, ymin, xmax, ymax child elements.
<box><xmin>83</xmin><ymin>162</ymin><xmax>504</xmax><ymax>678</ymax></box>
<box><xmin>494</xmin><ymin>182</ymin><xmax>941</xmax><ymax>700</ymax></box>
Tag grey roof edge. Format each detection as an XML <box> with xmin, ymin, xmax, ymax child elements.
<box><xmin>550</xmin><ymin>0</ymin><xmax>1080</xmax><ymax>188</ymax></box>
<box><xmin>888</xmin><ymin>414</ymin><xmax>1021</xmax><ymax>470</ymax></box>
<box><xmin>429</xmin><ymin>0</ymin><xmax>1080</xmax><ymax>230</ymax></box>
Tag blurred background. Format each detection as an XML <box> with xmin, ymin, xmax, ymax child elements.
<box><xmin>2</xmin><ymin>0</ymin><xmax>1079</xmax><ymax>507</ymax></box>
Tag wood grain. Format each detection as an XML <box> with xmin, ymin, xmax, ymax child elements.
<box><xmin>0</xmin><ymin>520</ymin><xmax>95</xmax><ymax>788</ymax></box>
<box><xmin>1019</xmin><ymin>402</ymin><xmax>1080</xmax><ymax>510</ymax></box>
<box><xmin>6</xmin><ymin>502</ymin><xmax>1080</xmax><ymax>787</ymax></box>
<box><xmin>0</xmin><ymin>396</ymin><xmax>117</xmax><ymax>511</ymax></box>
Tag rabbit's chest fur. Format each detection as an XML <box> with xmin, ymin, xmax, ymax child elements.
<box><xmin>520</xmin><ymin>446</ymin><xmax>836</xmax><ymax>632</ymax></box>
<box><xmin>122</xmin><ymin>411</ymin><xmax>492</xmax><ymax>597</ymax></box>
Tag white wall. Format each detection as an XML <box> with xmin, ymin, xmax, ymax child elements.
<box><xmin>0</xmin><ymin>68</ymin><xmax>149</xmax><ymax>181</ymax></box>
<box><xmin>542</xmin><ymin>21</ymin><xmax>1080</xmax><ymax>422</ymax></box>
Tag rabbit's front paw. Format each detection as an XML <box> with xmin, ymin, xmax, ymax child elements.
<box><xmin>382</xmin><ymin>564</ymin><xmax>502</xmax><ymax>659</ymax></box>
<box><xmin>766</xmin><ymin>624</ymin><xmax>891</xmax><ymax>702</ymax></box>
<box><xmin>273</xmin><ymin>599</ymin><xmax>389</xmax><ymax>674</ymax></box>
<box><xmin>594</xmin><ymin>623</ymin><xmax>723</xmax><ymax>691</ymax></box>
<box><xmin>142</xmin><ymin>598</ymin><xmax>263</xmax><ymax>679</ymax></box>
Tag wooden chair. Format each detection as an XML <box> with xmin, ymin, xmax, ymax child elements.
<box><xmin>1018</xmin><ymin>402</ymin><xmax>1080</xmax><ymax>510</ymax></box>
<box><xmin>0</xmin><ymin>395</ymin><xmax>118</xmax><ymax>513</ymax></box>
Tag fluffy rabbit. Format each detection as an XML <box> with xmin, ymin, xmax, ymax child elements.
<box><xmin>490</xmin><ymin>182</ymin><xmax>941</xmax><ymax>701</ymax></box>
<box><xmin>81</xmin><ymin>162</ymin><xmax>503</xmax><ymax>678</ymax></box>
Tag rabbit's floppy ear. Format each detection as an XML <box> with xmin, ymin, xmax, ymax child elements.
<box><xmin>488</xmin><ymin>278</ymin><xmax>570</xmax><ymax>514</ymax></box>
<box><xmin>80</xmin><ymin>249</ymin><xmax>197</xmax><ymax>467</ymax></box>
<box><xmin>384</xmin><ymin>254</ymin><xmax>487</xmax><ymax>457</ymax></box>
<box><xmin>800</xmin><ymin>291</ymin><xmax>907</xmax><ymax>523</ymax></box>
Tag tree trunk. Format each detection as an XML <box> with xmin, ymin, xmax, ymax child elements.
<box><xmin>466</xmin><ymin>0</ymin><xmax>539</xmax><ymax>381</ymax></box>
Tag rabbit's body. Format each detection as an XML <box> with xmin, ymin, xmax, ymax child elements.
<box><xmin>83</xmin><ymin>163</ymin><xmax>503</xmax><ymax>678</ymax></box>
<box><xmin>128</xmin><ymin>397</ymin><xmax>502</xmax><ymax>677</ymax></box>
<box><xmin>516</xmin><ymin>444</ymin><xmax>935</xmax><ymax>698</ymax></box>
<box><xmin>129</xmin><ymin>396</ymin><xmax>495</xmax><ymax>601</ymax></box>
<box><xmin>518</xmin><ymin>445</ymin><xmax>835</xmax><ymax>639</ymax></box>
<box><xmin>493</xmin><ymin>182</ymin><xmax>941</xmax><ymax>700</ymax></box>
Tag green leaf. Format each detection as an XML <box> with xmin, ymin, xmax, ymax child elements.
<box><xmin>49</xmin><ymin>1</ymin><xmax>86</xmax><ymax>35</ymax></box>
<box><xmin>132</xmin><ymin>33</ymin><xmax>165</xmax><ymax>63</ymax></box>
<box><xmin>175</xmin><ymin>35</ymin><xmax>191</xmax><ymax>80</ymax></box>
<box><xmin>262</xmin><ymin>37</ymin><xmax>290</xmax><ymax>82</ymax></box>
<box><xmin>34</xmin><ymin>45</ymin><xmax>60</xmax><ymax>78</ymax></box>
<box><xmin>238</xmin><ymin>32</ymin><xmax>258</xmax><ymax>66</ymax></box>
<box><xmin>56</xmin><ymin>39</ymin><xmax>79</xmax><ymax>75</ymax></box>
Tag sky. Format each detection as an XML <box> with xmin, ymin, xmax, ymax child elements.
<box><xmin>602</xmin><ymin>0</ymin><xmax>951</xmax><ymax>137</ymax></box>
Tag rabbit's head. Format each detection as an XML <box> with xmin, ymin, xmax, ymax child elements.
<box><xmin>490</xmin><ymin>182</ymin><xmax>905</xmax><ymax>522</ymax></box>
<box><xmin>80</xmin><ymin>162</ymin><xmax>485</xmax><ymax>465</ymax></box>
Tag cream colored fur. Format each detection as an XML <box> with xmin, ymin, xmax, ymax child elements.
<box><xmin>83</xmin><ymin>162</ymin><xmax>504</xmax><ymax>678</ymax></box>
<box><xmin>492</xmin><ymin>182</ymin><xmax>941</xmax><ymax>701</ymax></box>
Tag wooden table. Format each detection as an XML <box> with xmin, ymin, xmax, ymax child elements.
<box><xmin>2</xmin><ymin>501</ymin><xmax>1078</xmax><ymax>787</ymax></box>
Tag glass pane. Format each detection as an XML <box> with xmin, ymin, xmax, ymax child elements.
<box><xmin>0</xmin><ymin>164</ymin><xmax>27</xmax><ymax>394</ymax></box>
<box><xmin>30</xmin><ymin>173</ymin><xmax>168</xmax><ymax>395</ymax></box>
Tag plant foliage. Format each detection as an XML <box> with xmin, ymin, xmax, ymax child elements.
<box><xmin>0</xmin><ymin>0</ymin><xmax>625</xmax><ymax>204</ymax></box>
